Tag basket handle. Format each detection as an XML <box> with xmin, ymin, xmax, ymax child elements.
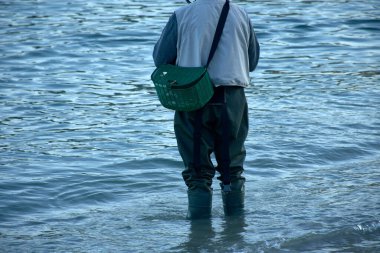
<box><xmin>169</xmin><ymin>70</ymin><xmax>208</xmax><ymax>90</ymax></box>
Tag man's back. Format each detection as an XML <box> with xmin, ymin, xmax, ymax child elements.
<box><xmin>153</xmin><ymin>0</ymin><xmax>259</xmax><ymax>87</ymax></box>
<box><xmin>175</xmin><ymin>0</ymin><xmax>258</xmax><ymax>86</ymax></box>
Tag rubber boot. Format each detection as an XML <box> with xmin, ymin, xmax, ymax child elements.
<box><xmin>187</xmin><ymin>189</ymin><xmax>212</xmax><ymax>219</ymax></box>
<box><xmin>221</xmin><ymin>180</ymin><xmax>245</xmax><ymax>217</ymax></box>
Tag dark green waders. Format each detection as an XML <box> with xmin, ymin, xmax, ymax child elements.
<box><xmin>174</xmin><ymin>86</ymin><xmax>248</xmax><ymax>219</ymax></box>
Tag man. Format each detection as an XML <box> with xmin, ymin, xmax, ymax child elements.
<box><xmin>153</xmin><ymin>0</ymin><xmax>259</xmax><ymax>219</ymax></box>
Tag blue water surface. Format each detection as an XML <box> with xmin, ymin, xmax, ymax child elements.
<box><xmin>1</xmin><ymin>0</ymin><xmax>379</xmax><ymax>252</ymax></box>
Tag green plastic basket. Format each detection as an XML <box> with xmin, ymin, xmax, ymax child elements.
<box><xmin>151</xmin><ymin>64</ymin><xmax>214</xmax><ymax>111</ymax></box>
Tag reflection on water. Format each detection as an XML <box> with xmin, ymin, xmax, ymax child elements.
<box><xmin>178</xmin><ymin>219</ymin><xmax>216</xmax><ymax>252</ymax></box>
<box><xmin>175</xmin><ymin>216</ymin><xmax>247</xmax><ymax>253</ymax></box>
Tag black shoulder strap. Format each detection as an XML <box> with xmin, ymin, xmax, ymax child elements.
<box><xmin>206</xmin><ymin>0</ymin><xmax>230</xmax><ymax>68</ymax></box>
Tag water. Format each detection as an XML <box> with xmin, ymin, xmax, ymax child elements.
<box><xmin>1</xmin><ymin>0</ymin><xmax>379</xmax><ymax>252</ymax></box>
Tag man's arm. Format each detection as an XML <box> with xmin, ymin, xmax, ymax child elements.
<box><xmin>248</xmin><ymin>20</ymin><xmax>260</xmax><ymax>72</ymax></box>
<box><xmin>153</xmin><ymin>13</ymin><xmax>178</xmax><ymax>67</ymax></box>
